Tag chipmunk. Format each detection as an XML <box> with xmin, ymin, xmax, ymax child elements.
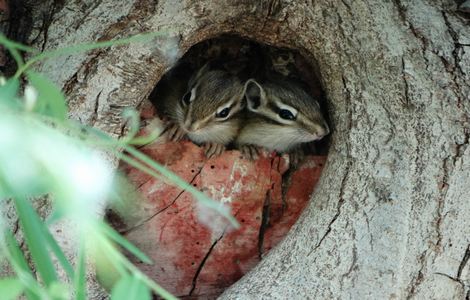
<box><xmin>161</xmin><ymin>62</ymin><xmax>246</xmax><ymax>158</ymax></box>
<box><xmin>236</xmin><ymin>77</ymin><xmax>329</xmax><ymax>165</ymax></box>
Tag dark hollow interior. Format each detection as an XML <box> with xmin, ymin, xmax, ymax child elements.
<box><xmin>149</xmin><ymin>34</ymin><xmax>330</xmax><ymax>156</ymax></box>
<box><xmin>107</xmin><ymin>35</ymin><xmax>333</xmax><ymax>298</ymax></box>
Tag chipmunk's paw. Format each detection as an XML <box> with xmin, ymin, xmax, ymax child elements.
<box><xmin>204</xmin><ymin>143</ymin><xmax>225</xmax><ymax>158</ymax></box>
<box><xmin>240</xmin><ymin>145</ymin><xmax>260</xmax><ymax>160</ymax></box>
<box><xmin>164</xmin><ymin>123</ymin><xmax>186</xmax><ymax>141</ymax></box>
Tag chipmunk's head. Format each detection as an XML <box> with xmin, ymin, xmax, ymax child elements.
<box><xmin>178</xmin><ymin>67</ymin><xmax>245</xmax><ymax>144</ymax></box>
<box><xmin>244</xmin><ymin>78</ymin><xmax>329</xmax><ymax>143</ymax></box>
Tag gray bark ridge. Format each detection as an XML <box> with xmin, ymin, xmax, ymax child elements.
<box><xmin>21</xmin><ymin>0</ymin><xmax>470</xmax><ymax>299</ymax></box>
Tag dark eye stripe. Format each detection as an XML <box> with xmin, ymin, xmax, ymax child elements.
<box><xmin>268</xmin><ymin>103</ymin><xmax>280</xmax><ymax>113</ymax></box>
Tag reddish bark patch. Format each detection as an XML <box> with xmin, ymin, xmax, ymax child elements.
<box><xmin>117</xmin><ymin>139</ymin><xmax>325</xmax><ymax>299</ymax></box>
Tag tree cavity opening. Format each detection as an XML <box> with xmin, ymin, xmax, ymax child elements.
<box><xmin>109</xmin><ymin>34</ymin><xmax>330</xmax><ymax>299</ymax></box>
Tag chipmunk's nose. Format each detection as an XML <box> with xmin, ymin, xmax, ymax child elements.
<box><xmin>316</xmin><ymin>122</ymin><xmax>330</xmax><ymax>139</ymax></box>
<box><xmin>321</xmin><ymin>122</ymin><xmax>330</xmax><ymax>136</ymax></box>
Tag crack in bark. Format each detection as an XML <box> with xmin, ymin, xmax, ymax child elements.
<box><xmin>62</xmin><ymin>72</ymin><xmax>78</xmax><ymax>97</ymax></box>
<box><xmin>74</xmin><ymin>0</ymin><xmax>103</xmax><ymax>31</ymax></box>
<box><xmin>440</xmin><ymin>11</ymin><xmax>467</xmax><ymax>111</ymax></box>
<box><xmin>434</xmin><ymin>158</ymin><xmax>451</xmax><ymax>252</ymax></box>
<box><xmin>189</xmin><ymin>231</ymin><xmax>225</xmax><ymax>296</ymax></box>
<box><xmin>391</xmin><ymin>0</ymin><xmax>431</xmax><ymax>71</ymax></box>
<box><xmin>401</xmin><ymin>56</ymin><xmax>411</xmax><ymax>109</ymax></box>
<box><xmin>121</xmin><ymin>164</ymin><xmax>205</xmax><ymax>234</ymax></box>
<box><xmin>406</xmin><ymin>251</ymin><xmax>426</xmax><ymax>300</ymax></box>
<box><xmin>339</xmin><ymin>0</ymin><xmax>352</xmax><ymax>13</ymax></box>
<box><xmin>258</xmin><ymin>156</ymin><xmax>282</xmax><ymax>258</ymax></box>
<box><xmin>90</xmin><ymin>90</ymin><xmax>102</xmax><ymax>125</ymax></box>
<box><xmin>62</xmin><ymin>49</ymin><xmax>108</xmax><ymax>118</ymax></box>
<box><xmin>340</xmin><ymin>227</ymin><xmax>357</xmax><ymax>288</ymax></box>
<box><xmin>26</xmin><ymin>1</ymin><xmax>64</xmax><ymax>51</ymax></box>
<box><xmin>309</xmin><ymin>159</ymin><xmax>351</xmax><ymax>254</ymax></box>
<box><xmin>342</xmin><ymin>75</ymin><xmax>353</xmax><ymax>138</ymax></box>
<box><xmin>441</xmin><ymin>11</ymin><xmax>465</xmax><ymax>76</ymax></box>
<box><xmin>362</xmin><ymin>210</ymin><xmax>373</xmax><ymax>251</ymax></box>
<box><xmin>37</xmin><ymin>11</ymin><xmax>51</xmax><ymax>51</ymax></box>
<box><xmin>257</xmin><ymin>189</ymin><xmax>271</xmax><ymax>259</ymax></box>
<box><xmin>434</xmin><ymin>271</ymin><xmax>460</xmax><ymax>283</ymax></box>
<box><xmin>457</xmin><ymin>244</ymin><xmax>470</xmax><ymax>279</ymax></box>
<box><xmin>187</xmin><ymin>209</ymin><xmax>242</xmax><ymax>298</ymax></box>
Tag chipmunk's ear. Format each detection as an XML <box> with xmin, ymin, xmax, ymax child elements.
<box><xmin>244</xmin><ymin>79</ymin><xmax>267</xmax><ymax>111</ymax></box>
<box><xmin>181</xmin><ymin>87</ymin><xmax>196</xmax><ymax>106</ymax></box>
<box><xmin>188</xmin><ymin>63</ymin><xmax>211</xmax><ymax>88</ymax></box>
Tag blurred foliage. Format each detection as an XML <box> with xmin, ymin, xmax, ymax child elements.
<box><xmin>0</xmin><ymin>32</ymin><xmax>237</xmax><ymax>300</ymax></box>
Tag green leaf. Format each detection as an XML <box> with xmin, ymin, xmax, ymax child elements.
<box><xmin>0</xmin><ymin>33</ymin><xmax>27</xmax><ymax>68</ymax></box>
<box><xmin>13</xmin><ymin>196</ymin><xmax>58</xmax><ymax>286</ymax></box>
<box><xmin>27</xmin><ymin>71</ymin><xmax>67</xmax><ymax>121</ymax></box>
<box><xmin>47</xmin><ymin>282</ymin><xmax>69</xmax><ymax>300</ymax></box>
<box><xmin>121</xmin><ymin>108</ymin><xmax>141</xmax><ymax>143</ymax></box>
<box><xmin>4</xmin><ymin>231</ymin><xmax>41</xmax><ymax>300</ymax></box>
<box><xmin>74</xmin><ymin>241</ymin><xmax>86</xmax><ymax>300</ymax></box>
<box><xmin>99</xmin><ymin>222</ymin><xmax>152</xmax><ymax>264</ymax></box>
<box><xmin>111</xmin><ymin>275</ymin><xmax>151</xmax><ymax>300</ymax></box>
<box><xmin>39</xmin><ymin>31</ymin><xmax>167</xmax><ymax>62</ymax></box>
<box><xmin>0</xmin><ymin>78</ymin><xmax>21</xmax><ymax>109</ymax></box>
<box><xmin>0</xmin><ymin>78</ymin><xmax>19</xmax><ymax>99</ymax></box>
<box><xmin>0</xmin><ymin>173</ymin><xmax>13</xmax><ymax>199</ymax></box>
<box><xmin>0</xmin><ymin>278</ymin><xmax>24</xmax><ymax>300</ymax></box>
<box><xmin>0</xmin><ymin>33</ymin><xmax>37</xmax><ymax>53</ymax></box>
<box><xmin>128</xmin><ymin>132</ymin><xmax>160</xmax><ymax>146</ymax></box>
<box><xmin>4</xmin><ymin>232</ymin><xmax>30</xmax><ymax>273</ymax></box>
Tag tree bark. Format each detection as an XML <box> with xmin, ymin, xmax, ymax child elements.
<box><xmin>10</xmin><ymin>0</ymin><xmax>470</xmax><ymax>299</ymax></box>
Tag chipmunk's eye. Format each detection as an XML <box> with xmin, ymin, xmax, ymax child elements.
<box><xmin>216</xmin><ymin>107</ymin><xmax>231</xmax><ymax>119</ymax></box>
<box><xmin>279</xmin><ymin>109</ymin><xmax>296</xmax><ymax>120</ymax></box>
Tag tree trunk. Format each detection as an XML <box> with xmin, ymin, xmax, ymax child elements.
<box><xmin>9</xmin><ymin>0</ymin><xmax>470</xmax><ymax>298</ymax></box>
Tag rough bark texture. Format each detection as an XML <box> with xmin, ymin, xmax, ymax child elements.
<box><xmin>6</xmin><ymin>0</ymin><xmax>470</xmax><ymax>299</ymax></box>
